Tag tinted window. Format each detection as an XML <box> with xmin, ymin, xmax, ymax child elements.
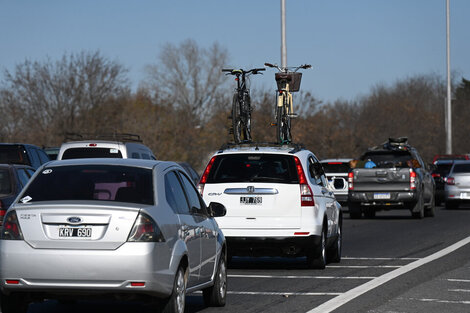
<box><xmin>435</xmin><ymin>163</ymin><xmax>453</xmax><ymax>176</ymax></box>
<box><xmin>361</xmin><ymin>151</ymin><xmax>413</xmax><ymax>168</ymax></box>
<box><xmin>0</xmin><ymin>169</ymin><xmax>12</xmax><ymax>195</ymax></box>
<box><xmin>207</xmin><ymin>154</ymin><xmax>298</xmax><ymax>184</ymax></box>
<box><xmin>179</xmin><ymin>172</ymin><xmax>203</xmax><ymax>213</ymax></box>
<box><xmin>165</xmin><ymin>171</ymin><xmax>190</xmax><ymax>214</ymax></box>
<box><xmin>29</xmin><ymin>149</ymin><xmax>41</xmax><ymax>168</ymax></box>
<box><xmin>453</xmin><ymin>164</ymin><xmax>470</xmax><ymax>173</ymax></box>
<box><xmin>131</xmin><ymin>152</ymin><xmax>140</xmax><ymax>159</ymax></box>
<box><xmin>0</xmin><ymin>145</ymin><xmax>30</xmax><ymax>166</ymax></box>
<box><xmin>62</xmin><ymin>148</ymin><xmax>123</xmax><ymax>159</ymax></box>
<box><xmin>20</xmin><ymin>165</ymin><xmax>153</xmax><ymax>204</ymax></box>
<box><xmin>309</xmin><ymin>157</ymin><xmax>325</xmax><ymax>186</ymax></box>
<box><xmin>321</xmin><ymin>162</ymin><xmax>350</xmax><ymax>173</ymax></box>
<box><xmin>37</xmin><ymin>149</ymin><xmax>50</xmax><ymax>164</ymax></box>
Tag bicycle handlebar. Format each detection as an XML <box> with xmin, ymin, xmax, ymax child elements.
<box><xmin>264</xmin><ymin>62</ymin><xmax>312</xmax><ymax>72</ymax></box>
<box><xmin>222</xmin><ymin>68</ymin><xmax>265</xmax><ymax>75</ymax></box>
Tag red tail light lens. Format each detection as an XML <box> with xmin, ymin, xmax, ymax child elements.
<box><xmin>431</xmin><ymin>173</ymin><xmax>440</xmax><ymax>178</ymax></box>
<box><xmin>446</xmin><ymin>177</ymin><xmax>455</xmax><ymax>185</ymax></box>
<box><xmin>348</xmin><ymin>172</ymin><xmax>354</xmax><ymax>190</ymax></box>
<box><xmin>294</xmin><ymin>157</ymin><xmax>315</xmax><ymax>206</ymax></box>
<box><xmin>197</xmin><ymin>156</ymin><xmax>217</xmax><ymax>196</ymax></box>
<box><xmin>410</xmin><ymin>170</ymin><xmax>417</xmax><ymax>190</ymax></box>
<box><xmin>128</xmin><ymin>213</ymin><xmax>164</xmax><ymax>242</ymax></box>
<box><xmin>1</xmin><ymin>211</ymin><xmax>24</xmax><ymax>240</ymax></box>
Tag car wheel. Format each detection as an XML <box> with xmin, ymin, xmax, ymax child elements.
<box><xmin>161</xmin><ymin>265</ymin><xmax>187</xmax><ymax>313</ymax></box>
<box><xmin>411</xmin><ymin>193</ymin><xmax>424</xmax><ymax>219</ymax></box>
<box><xmin>307</xmin><ymin>226</ymin><xmax>326</xmax><ymax>269</ymax></box>
<box><xmin>348</xmin><ymin>202</ymin><xmax>362</xmax><ymax>219</ymax></box>
<box><xmin>327</xmin><ymin>221</ymin><xmax>342</xmax><ymax>263</ymax></box>
<box><xmin>0</xmin><ymin>292</ymin><xmax>29</xmax><ymax>313</ymax></box>
<box><xmin>203</xmin><ymin>252</ymin><xmax>227</xmax><ymax>307</ymax></box>
<box><xmin>424</xmin><ymin>195</ymin><xmax>435</xmax><ymax>217</ymax></box>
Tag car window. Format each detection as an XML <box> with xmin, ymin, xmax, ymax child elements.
<box><xmin>308</xmin><ymin>156</ymin><xmax>325</xmax><ymax>186</ymax></box>
<box><xmin>29</xmin><ymin>148</ymin><xmax>41</xmax><ymax>168</ymax></box>
<box><xmin>37</xmin><ymin>149</ymin><xmax>50</xmax><ymax>164</ymax></box>
<box><xmin>20</xmin><ymin>165</ymin><xmax>153</xmax><ymax>204</ymax></box>
<box><xmin>165</xmin><ymin>171</ymin><xmax>190</xmax><ymax>214</ymax></box>
<box><xmin>321</xmin><ymin>162</ymin><xmax>350</xmax><ymax>173</ymax></box>
<box><xmin>178</xmin><ymin>171</ymin><xmax>205</xmax><ymax>214</ymax></box>
<box><xmin>61</xmin><ymin>148</ymin><xmax>123</xmax><ymax>159</ymax></box>
<box><xmin>131</xmin><ymin>152</ymin><xmax>140</xmax><ymax>159</ymax></box>
<box><xmin>0</xmin><ymin>169</ymin><xmax>12</xmax><ymax>195</ymax></box>
<box><xmin>17</xmin><ymin>168</ymin><xmax>31</xmax><ymax>187</ymax></box>
<box><xmin>452</xmin><ymin>163</ymin><xmax>470</xmax><ymax>173</ymax></box>
<box><xmin>0</xmin><ymin>145</ymin><xmax>30</xmax><ymax>166</ymax></box>
<box><xmin>141</xmin><ymin>153</ymin><xmax>151</xmax><ymax>160</ymax></box>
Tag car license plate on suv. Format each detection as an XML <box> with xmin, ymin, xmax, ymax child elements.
<box><xmin>59</xmin><ymin>227</ymin><xmax>92</xmax><ymax>237</ymax></box>
<box><xmin>373</xmin><ymin>193</ymin><xmax>391</xmax><ymax>200</ymax></box>
<box><xmin>240</xmin><ymin>196</ymin><xmax>262</xmax><ymax>205</ymax></box>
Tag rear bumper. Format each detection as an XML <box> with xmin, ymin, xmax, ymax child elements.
<box><xmin>349</xmin><ymin>191</ymin><xmax>417</xmax><ymax>206</ymax></box>
<box><xmin>0</xmin><ymin>241</ymin><xmax>174</xmax><ymax>298</ymax></box>
<box><xmin>227</xmin><ymin>235</ymin><xmax>321</xmax><ymax>257</ymax></box>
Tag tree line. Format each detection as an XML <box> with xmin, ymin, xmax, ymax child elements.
<box><xmin>1</xmin><ymin>39</ymin><xmax>469</xmax><ymax>172</ymax></box>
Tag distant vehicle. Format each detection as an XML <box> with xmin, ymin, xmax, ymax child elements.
<box><xmin>0</xmin><ymin>158</ymin><xmax>227</xmax><ymax>313</ymax></box>
<box><xmin>198</xmin><ymin>142</ymin><xmax>342</xmax><ymax>269</ymax></box>
<box><xmin>348</xmin><ymin>137</ymin><xmax>435</xmax><ymax>219</ymax></box>
<box><xmin>0</xmin><ymin>164</ymin><xmax>35</xmax><ymax>224</ymax></box>
<box><xmin>0</xmin><ymin>143</ymin><xmax>50</xmax><ymax>170</ymax></box>
<box><xmin>444</xmin><ymin>160</ymin><xmax>470</xmax><ymax>210</ymax></box>
<box><xmin>43</xmin><ymin>147</ymin><xmax>59</xmax><ymax>160</ymax></box>
<box><xmin>431</xmin><ymin>159</ymin><xmax>454</xmax><ymax>205</ymax></box>
<box><xmin>432</xmin><ymin>154</ymin><xmax>469</xmax><ymax>163</ymax></box>
<box><xmin>320</xmin><ymin>158</ymin><xmax>352</xmax><ymax>205</ymax></box>
<box><xmin>57</xmin><ymin>133</ymin><xmax>156</xmax><ymax>160</ymax></box>
<box><xmin>177</xmin><ymin>162</ymin><xmax>200</xmax><ymax>185</ymax></box>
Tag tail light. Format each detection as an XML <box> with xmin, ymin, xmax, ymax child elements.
<box><xmin>127</xmin><ymin>213</ymin><xmax>165</xmax><ymax>242</ymax></box>
<box><xmin>410</xmin><ymin>169</ymin><xmax>417</xmax><ymax>190</ymax></box>
<box><xmin>197</xmin><ymin>156</ymin><xmax>217</xmax><ymax>196</ymax></box>
<box><xmin>431</xmin><ymin>173</ymin><xmax>440</xmax><ymax>178</ymax></box>
<box><xmin>294</xmin><ymin>157</ymin><xmax>314</xmax><ymax>206</ymax></box>
<box><xmin>1</xmin><ymin>210</ymin><xmax>24</xmax><ymax>240</ymax></box>
<box><xmin>0</xmin><ymin>208</ymin><xmax>6</xmax><ymax>226</ymax></box>
<box><xmin>446</xmin><ymin>177</ymin><xmax>455</xmax><ymax>185</ymax></box>
<box><xmin>348</xmin><ymin>172</ymin><xmax>354</xmax><ymax>190</ymax></box>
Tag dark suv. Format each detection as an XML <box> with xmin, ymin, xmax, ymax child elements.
<box><xmin>0</xmin><ymin>144</ymin><xmax>50</xmax><ymax>170</ymax></box>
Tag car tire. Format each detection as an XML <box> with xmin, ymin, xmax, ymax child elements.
<box><xmin>203</xmin><ymin>252</ymin><xmax>227</xmax><ymax>307</ymax></box>
<box><xmin>424</xmin><ymin>195</ymin><xmax>435</xmax><ymax>217</ymax></box>
<box><xmin>348</xmin><ymin>202</ymin><xmax>362</xmax><ymax>219</ymax></box>
<box><xmin>161</xmin><ymin>265</ymin><xmax>187</xmax><ymax>313</ymax></box>
<box><xmin>0</xmin><ymin>292</ymin><xmax>29</xmax><ymax>313</ymax></box>
<box><xmin>307</xmin><ymin>226</ymin><xmax>326</xmax><ymax>269</ymax></box>
<box><xmin>411</xmin><ymin>193</ymin><xmax>424</xmax><ymax>219</ymax></box>
<box><xmin>327</xmin><ymin>221</ymin><xmax>342</xmax><ymax>263</ymax></box>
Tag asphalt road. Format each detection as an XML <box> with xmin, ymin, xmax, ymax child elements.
<box><xmin>23</xmin><ymin>204</ymin><xmax>470</xmax><ymax>313</ymax></box>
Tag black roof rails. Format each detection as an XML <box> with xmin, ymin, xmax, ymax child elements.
<box><xmin>64</xmin><ymin>132</ymin><xmax>143</xmax><ymax>143</ymax></box>
<box><xmin>217</xmin><ymin>141</ymin><xmax>305</xmax><ymax>154</ymax></box>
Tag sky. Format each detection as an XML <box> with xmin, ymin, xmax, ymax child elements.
<box><xmin>1</xmin><ymin>0</ymin><xmax>469</xmax><ymax>104</ymax></box>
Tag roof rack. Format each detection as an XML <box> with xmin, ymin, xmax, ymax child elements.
<box><xmin>218</xmin><ymin>141</ymin><xmax>305</xmax><ymax>154</ymax></box>
<box><xmin>368</xmin><ymin>137</ymin><xmax>411</xmax><ymax>152</ymax></box>
<box><xmin>64</xmin><ymin>132</ymin><xmax>143</xmax><ymax>143</ymax></box>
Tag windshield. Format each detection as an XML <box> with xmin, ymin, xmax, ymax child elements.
<box><xmin>19</xmin><ymin>165</ymin><xmax>153</xmax><ymax>204</ymax></box>
<box><xmin>0</xmin><ymin>169</ymin><xmax>12</xmax><ymax>196</ymax></box>
<box><xmin>0</xmin><ymin>145</ymin><xmax>29</xmax><ymax>165</ymax></box>
<box><xmin>62</xmin><ymin>148</ymin><xmax>123</xmax><ymax>159</ymax></box>
<box><xmin>452</xmin><ymin>163</ymin><xmax>470</xmax><ymax>174</ymax></box>
<box><xmin>321</xmin><ymin>162</ymin><xmax>350</xmax><ymax>173</ymax></box>
<box><xmin>207</xmin><ymin>154</ymin><xmax>299</xmax><ymax>184</ymax></box>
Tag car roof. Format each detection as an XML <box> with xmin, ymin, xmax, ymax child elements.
<box><xmin>42</xmin><ymin>158</ymin><xmax>165</xmax><ymax>170</ymax></box>
<box><xmin>214</xmin><ymin>142</ymin><xmax>308</xmax><ymax>156</ymax></box>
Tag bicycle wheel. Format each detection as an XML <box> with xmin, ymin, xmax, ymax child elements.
<box><xmin>242</xmin><ymin>92</ymin><xmax>252</xmax><ymax>142</ymax></box>
<box><xmin>232</xmin><ymin>94</ymin><xmax>245</xmax><ymax>143</ymax></box>
<box><xmin>276</xmin><ymin>103</ymin><xmax>291</xmax><ymax>144</ymax></box>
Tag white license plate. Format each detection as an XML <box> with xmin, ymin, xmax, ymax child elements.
<box><xmin>240</xmin><ymin>196</ymin><xmax>262</xmax><ymax>205</ymax></box>
<box><xmin>59</xmin><ymin>227</ymin><xmax>92</xmax><ymax>237</ymax></box>
<box><xmin>374</xmin><ymin>193</ymin><xmax>391</xmax><ymax>200</ymax></box>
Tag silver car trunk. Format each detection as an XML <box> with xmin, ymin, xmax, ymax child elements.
<box><xmin>15</xmin><ymin>203</ymin><xmax>140</xmax><ymax>250</ymax></box>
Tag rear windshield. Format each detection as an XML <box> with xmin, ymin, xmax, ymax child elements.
<box><xmin>62</xmin><ymin>148</ymin><xmax>123</xmax><ymax>159</ymax></box>
<box><xmin>358</xmin><ymin>151</ymin><xmax>414</xmax><ymax>168</ymax></box>
<box><xmin>0</xmin><ymin>169</ymin><xmax>12</xmax><ymax>195</ymax></box>
<box><xmin>19</xmin><ymin>165</ymin><xmax>153</xmax><ymax>204</ymax></box>
<box><xmin>435</xmin><ymin>163</ymin><xmax>453</xmax><ymax>175</ymax></box>
<box><xmin>0</xmin><ymin>145</ymin><xmax>29</xmax><ymax>165</ymax></box>
<box><xmin>321</xmin><ymin>162</ymin><xmax>350</xmax><ymax>173</ymax></box>
<box><xmin>207</xmin><ymin>154</ymin><xmax>299</xmax><ymax>184</ymax></box>
<box><xmin>452</xmin><ymin>164</ymin><xmax>470</xmax><ymax>173</ymax></box>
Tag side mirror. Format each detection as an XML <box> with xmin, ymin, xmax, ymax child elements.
<box><xmin>208</xmin><ymin>202</ymin><xmax>227</xmax><ymax>217</ymax></box>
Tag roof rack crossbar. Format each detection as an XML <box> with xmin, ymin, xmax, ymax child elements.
<box><xmin>218</xmin><ymin>141</ymin><xmax>305</xmax><ymax>153</ymax></box>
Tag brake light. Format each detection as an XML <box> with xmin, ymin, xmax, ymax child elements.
<box><xmin>197</xmin><ymin>156</ymin><xmax>217</xmax><ymax>196</ymax></box>
<box><xmin>446</xmin><ymin>177</ymin><xmax>455</xmax><ymax>185</ymax></box>
<box><xmin>88</xmin><ymin>143</ymin><xmax>97</xmax><ymax>147</ymax></box>
<box><xmin>127</xmin><ymin>213</ymin><xmax>165</xmax><ymax>242</ymax></box>
<box><xmin>294</xmin><ymin>157</ymin><xmax>314</xmax><ymax>206</ymax></box>
<box><xmin>0</xmin><ymin>208</ymin><xmax>6</xmax><ymax>226</ymax></box>
<box><xmin>348</xmin><ymin>172</ymin><xmax>354</xmax><ymax>190</ymax></box>
<box><xmin>410</xmin><ymin>170</ymin><xmax>417</xmax><ymax>190</ymax></box>
<box><xmin>1</xmin><ymin>211</ymin><xmax>24</xmax><ymax>240</ymax></box>
<box><xmin>431</xmin><ymin>173</ymin><xmax>440</xmax><ymax>178</ymax></box>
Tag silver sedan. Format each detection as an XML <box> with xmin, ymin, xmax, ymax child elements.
<box><xmin>0</xmin><ymin>158</ymin><xmax>227</xmax><ymax>313</ymax></box>
<box><xmin>444</xmin><ymin>160</ymin><xmax>470</xmax><ymax>210</ymax></box>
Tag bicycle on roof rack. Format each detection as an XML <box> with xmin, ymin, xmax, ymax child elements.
<box><xmin>265</xmin><ymin>62</ymin><xmax>311</xmax><ymax>144</ymax></box>
<box><xmin>222</xmin><ymin>67</ymin><xmax>265</xmax><ymax>144</ymax></box>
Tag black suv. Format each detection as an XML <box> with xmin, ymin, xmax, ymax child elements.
<box><xmin>0</xmin><ymin>143</ymin><xmax>50</xmax><ymax>170</ymax></box>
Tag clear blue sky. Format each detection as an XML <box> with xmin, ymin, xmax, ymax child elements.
<box><xmin>1</xmin><ymin>0</ymin><xmax>469</xmax><ymax>103</ymax></box>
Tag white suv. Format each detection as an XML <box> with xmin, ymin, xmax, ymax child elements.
<box><xmin>198</xmin><ymin>143</ymin><xmax>342</xmax><ymax>268</ymax></box>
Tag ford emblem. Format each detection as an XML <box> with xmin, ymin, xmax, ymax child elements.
<box><xmin>67</xmin><ymin>217</ymin><xmax>82</xmax><ymax>224</ymax></box>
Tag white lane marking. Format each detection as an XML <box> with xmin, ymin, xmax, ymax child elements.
<box><xmin>449</xmin><ymin>289</ymin><xmax>470</xmax><ymax>293</ymax></box>
<box><xmin>448</xmin><ymin>278</ymin><xmax>470</xmax><ymax>283</ymax></box>
<box><xmin>327</xmin><ymin>265</ymin><xmax>401</xmax><ymax>268</ymax></box>
<box><xmin>229</xmin><ymin>274</ymin><xmax>375</xmax><ymax>280</ymax></box>
<box><xmin>342</xmin><ymin>257</ymin><xmax>420</xmax><ymax>261</ymax></box>
<box><xmin>408</xmin><ymin>297</ymin><xmax>470</xmax><ymax>305</ymax></box>
<box><xmin>307</xmin><ymin>235</ymin><xmax>470</xmax><ymax>313</ymax></box>
<box><xmin>228</xmin><ymin>291</ymin><xmax>341</xmax><ymax>296</ymax></box>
